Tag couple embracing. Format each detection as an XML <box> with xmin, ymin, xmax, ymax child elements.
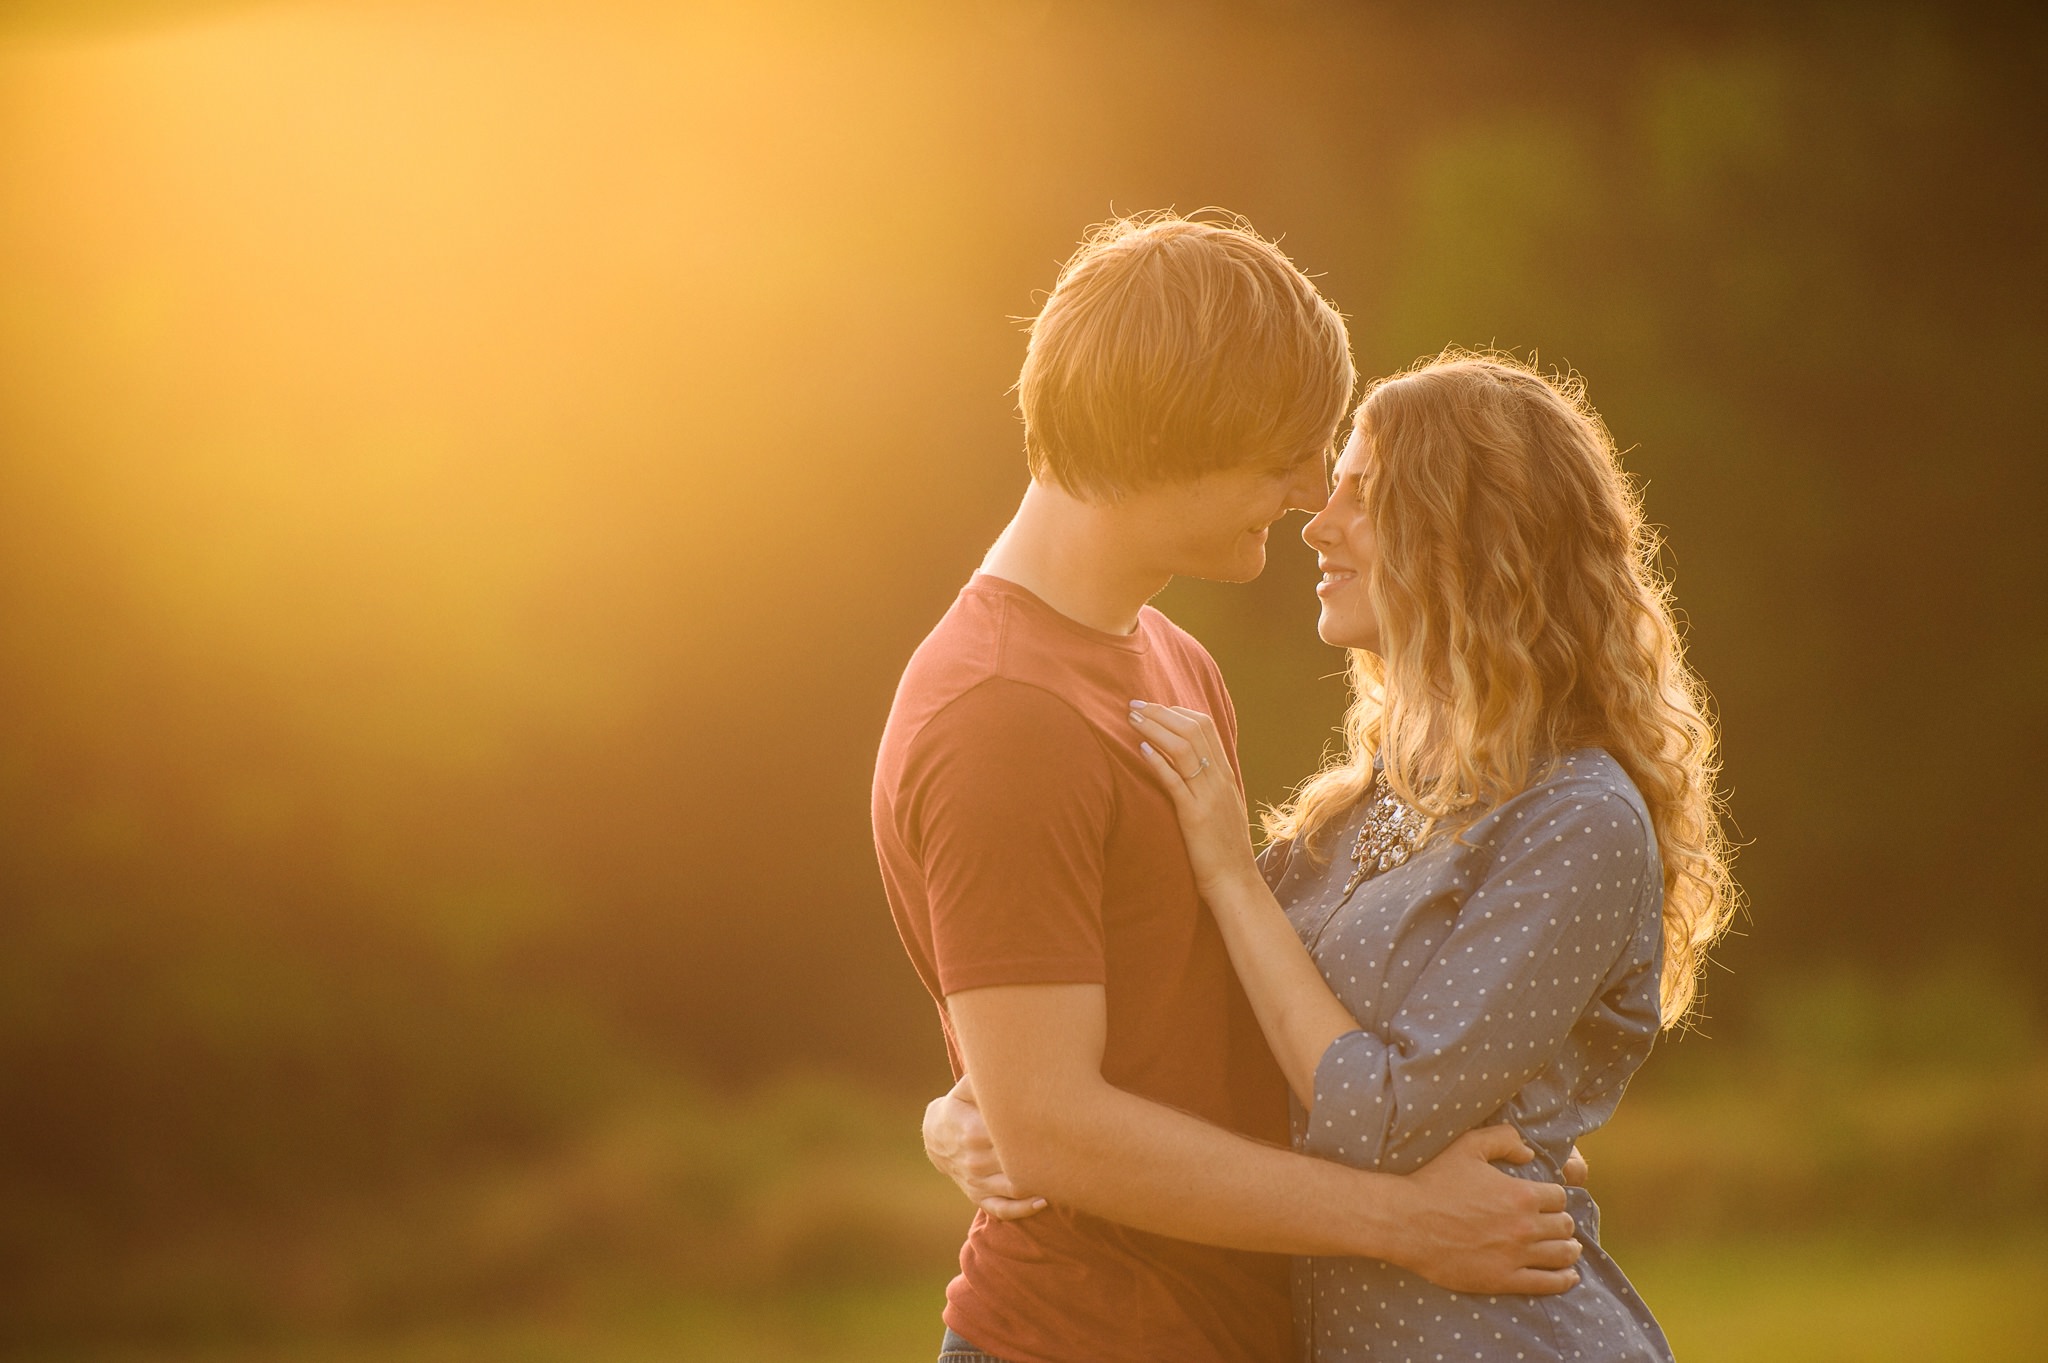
<box><xmin>871</xmin><ymin>212</ymin><xmax>1737</xmax><ymax>1363</ymax></box>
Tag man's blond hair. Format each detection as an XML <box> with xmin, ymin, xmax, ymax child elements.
<box><xmin>1017</xmin><ymin>211</ymin><xmax>1355</xmax><ymax>499</ymax></box>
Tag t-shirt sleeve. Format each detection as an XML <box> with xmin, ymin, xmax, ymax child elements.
<box><xmin>905</xmin><ymin>678</ymin><xmax>1117</xmax><ymax>995</ymax></box>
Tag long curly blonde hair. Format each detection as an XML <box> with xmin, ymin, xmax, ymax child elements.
<box><xmin>1263</xmin><ymin>349</ymin><xmax>1739</xmax><ymax>1027</ymax></box>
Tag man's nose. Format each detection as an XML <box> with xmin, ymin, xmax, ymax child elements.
<box><xmin>1301</xmin><ymin>489</ymin><xmax>1339</xmax><ymax>547</ymax></box>
<box><xmin>1284</xmin><ymin>457</ymin><xmax>1331</xmax><ymax>514</ymax></box>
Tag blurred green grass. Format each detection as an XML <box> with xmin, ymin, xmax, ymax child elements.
<box><xmin>7</xmin><ymin>973</ymin><xmax>2043</xmax><ymax>1357</ymax></box>
<box><xmin>20</xmin><ymin>1235</ymin><xmax>2048</xmax><ymax>1363</ymax></box>
<box><xmin>1630</xmin><ymin>1233</ymin><xmax>2048</xmax><ymax>1363</ymax></box>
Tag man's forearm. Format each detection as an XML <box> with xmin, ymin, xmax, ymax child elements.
<box><xmin>949</xmin><ymin>984</ymin><xmax>1577</xmax><ymax>1295</ymax></box>
<box><xmin>993</xmin><ymin>1073</ymin><xmax>1417</xmax><ymax>1260</ymax></box>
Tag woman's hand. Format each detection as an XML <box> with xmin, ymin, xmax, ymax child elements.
<box><xmin>1128</xmin><ymin>697</ymin><xmax>1360</xmax><ymax>1107</ymax></box>
<box><xmin>1126</xmin><ymin>700</ymin><xmax>1262</xmax><ymax>902</ymax></box>
<box><xmin>922</xmin><ymin>1074</ymin><xmax>1047</xmax><ymax>1220</ymax></box>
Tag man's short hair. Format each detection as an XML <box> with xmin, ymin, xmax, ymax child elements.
<box><xmin>1017</xmin><ymin>211</ymin><xmax>1355</xmax><ymax>500</ymax></box>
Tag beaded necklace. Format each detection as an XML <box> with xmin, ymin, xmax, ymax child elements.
<box><xmin>1342</xmin><ymin>770</ymin><xmax>1430</xmax><ymax>898</ymax></box>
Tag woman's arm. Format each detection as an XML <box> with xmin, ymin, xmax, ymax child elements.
<box><xmin>1127</xmin><ymin>700</ymin><xmax>1365</xmax><ymax>1106</ymax></box>
<box><xmin>1297</xmin><ymin>782</ymin><xmax>1656</xmax><ymax>1173</ymax></box>
<box><xmin>1129</xmin><ymin>702</ymin><xmax>1654</xmax><ymax>1173</ymax></box>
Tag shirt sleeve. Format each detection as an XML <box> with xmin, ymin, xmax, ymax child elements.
<box><xmin>905</xmin><ymin>678</ymin><xmax>1117</xmax><ymax>995</ymax></box>
<box><xmin>1302</xmin><ymin>781</ymin><xmax>1659</xmax><ymax>1174</ymax></box>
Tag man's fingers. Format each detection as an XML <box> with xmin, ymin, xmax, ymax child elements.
<box><xmin>1526</xmin><ymin>1179</ymin><xmax>1568</xmax><ymax>1214</ymax></box>
<box><xmin>1527</xmin><ymin>1235</ymin><xmax>1583</xmax><ymax>1270</ymax></box>
<box><xmin>1502</xmin><ymin>1267</ymin><xmax>1581</xmax><ymax>1296</ymax></box>
<box><xmin>1460</xmin><ymin>1123</ymin><xmax>1536</xmax><ymax>1165</ymax></box>
<box><xmin>1532</xmin><ymin>1211</ymin><xmax>1576</xmax><ymax>1242</ymax></box>
<box><xmin>977</xmin><ymin>1195</ymin><xmax>1049</xmax><ymax>1221</ymax></box>
<box><xmin>1561</xmin><ymin>1144</ymin><xmax>1589</xmax><ymax>1187</ymax></box>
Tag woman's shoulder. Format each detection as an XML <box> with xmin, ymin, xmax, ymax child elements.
<box><xmin>1547</xmin><ymin>747</ymin><xmax>1643</xmax><ymax>803</ymax></box>
<box><xmin>1468</xmin><ymin>749</ymin><xmax>1653</xmax><ymax>845</ymax></box>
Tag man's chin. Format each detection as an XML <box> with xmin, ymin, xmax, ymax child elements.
<box><xmin>1227</xmin><ymin>533</ymin><xmax>1272</xmax><ymax>580</ymax></box>
<box><xmin>1196</xmin><ymin>552</ymin><xmax>1266</xmax><ymax>585</ymax></box>
<box><xmin>1169</xmin><ymin>536</ymin><xmax>1269</xmax><ymax>585</ymax></box>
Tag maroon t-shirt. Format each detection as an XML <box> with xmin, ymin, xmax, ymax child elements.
<box><xmin>872</xmin><ymin>574</ymin><xmax>1291</xmax><ymax>1363</ymax></box>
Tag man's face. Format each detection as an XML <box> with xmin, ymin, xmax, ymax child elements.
<box><xmin>1126</xmin><ymin>444</ymin><xmax>1332</xmax><ymax>583</ymax></box>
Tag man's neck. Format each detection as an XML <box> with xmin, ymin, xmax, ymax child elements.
<box><xmin>978</xmin><ymin>481</ymin><xmax>1169</xmax><ymax>636</ymax></box>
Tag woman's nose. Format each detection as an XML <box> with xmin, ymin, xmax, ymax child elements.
<box><xmin>1302</xmin><ymin>504</ymin><xmax>1335</xmax><ymax>549</ymax></box>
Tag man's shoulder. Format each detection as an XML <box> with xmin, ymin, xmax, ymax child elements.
<box><xmin>1137</xmin><ymin>601</ymin><xmax>1218</xmax><ymax>664</ymax></box>
<box><xmin>891</xmin><ymin>585</ymin><xmax>1045</xmax><ymax>716</ymax></box>
<box><xmin>879</xmin><ymin>675</ymin><xmax>1114</xmax><ymax>850</ymax></box>
<box><xmin>908</xmin><ymin>675</ymin><xmax>1103</xmax><ymax>770</ymax></box>
<box><xmin>1137</xmin><ymin>603</ymin><xmax>1234</xmax><ymax>721</ymax></box>
<box><xmin>881</xmin><ymin>590</ymin><xmax>1104</xmax><ymax>781</ymax></box>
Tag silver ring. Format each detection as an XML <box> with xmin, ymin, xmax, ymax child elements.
<box><xmin>1195</xmin><ymin>757</ymin><xmax>1211</xmax><ymax>776</ymax></box>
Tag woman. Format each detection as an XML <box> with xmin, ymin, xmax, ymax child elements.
<box><xmin>928</xmin><ymin>350</ymin><xmax>1738</xmax><ymax>1361</ymax></box>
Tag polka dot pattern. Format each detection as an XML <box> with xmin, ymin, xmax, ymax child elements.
<box><xmin>1260</xmin><ymin>750</ymin><xmax>1674</xmax><ymax>1362</ymax></box>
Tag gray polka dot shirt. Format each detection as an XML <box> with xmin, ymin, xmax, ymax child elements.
<box><xmin>1261</xmin><ymin>749</ymin><xmax>1674</xmax><ymax>1363</ymax></box>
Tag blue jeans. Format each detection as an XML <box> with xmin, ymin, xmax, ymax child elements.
<box><xmin>939</xmin><ymin>1326</ymin><xmax>1013</xmax><ymax>1363</ymax></box>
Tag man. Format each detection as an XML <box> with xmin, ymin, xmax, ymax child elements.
<box><xmin>872</xmin><ymin>213</ymin><xmax>1581</xmax><ymax>1363</ymax></box>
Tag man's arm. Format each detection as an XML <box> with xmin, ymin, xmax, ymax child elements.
<box><xmin>950</xmin><ymin>981</ymin><xmax>1583</xmax><ymax>1294</ymax></box>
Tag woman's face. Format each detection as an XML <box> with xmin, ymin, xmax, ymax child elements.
<box><xmin>1303</xmin><ymin>426</ymin><xmax>1381</xmax><ymax>652</ymax></box>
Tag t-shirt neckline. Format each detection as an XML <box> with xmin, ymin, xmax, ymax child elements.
<box><xmin>968</xmin><ymin>572</ymin><xmax>1154</xmax><ymax>654</ymax></box>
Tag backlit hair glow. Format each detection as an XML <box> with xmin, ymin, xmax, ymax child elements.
<box><xmin>1017</xmin><ymin>210</ymin><xmax>1355</xmax><ymax>500</ymax></box>
<box><xmin>1264</xmin><ymin>350</ymin><xmax>1740</xmax><ymax>1027</ymax></box>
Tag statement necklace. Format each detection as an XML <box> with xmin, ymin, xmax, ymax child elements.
<box><xmin>1343</xmin><ymin>771</ymin><xmax>1429</xmax><ymax>897</ymax></box>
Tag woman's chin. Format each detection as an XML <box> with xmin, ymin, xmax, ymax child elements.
<box><xmin>1317</xmin><ymin>616</ymin><xmax>1379</xmax><ymax>653</ymax></box>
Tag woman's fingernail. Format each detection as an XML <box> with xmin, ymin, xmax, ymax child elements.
<box><xmin>1141</xmin><ymin>741</ymin><xmax>1154</xmax><ymax>755</ymax></box>
<box><xmin>1128</xmin><ymin>699</ymin><xmax>1145</xmax><ymax>709</ymax></box>
<box><xmin>1128</xmin><ymin>710</ymin><xmax>1143</xmax><ymax>724</ymax></box>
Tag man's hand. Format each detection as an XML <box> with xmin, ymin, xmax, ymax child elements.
<box><xmin>944</xmin><ymin>983</ymin><xmax>1584</xmax><ymax>1276</ymax></box>
<box><xmin>1563</xmin><ymin>1143</ymin><xmax>1590</xmax><ymax>1189</ymax></box>
<box><xmin>1389</xmin><ymin>1125</ymin><xmax>1583</xmax><ymax>1295</ymax></box>
<box><xmin>923</xmin><ymin>1074</ymin><xmax>1047</xmax><ymax>1220</ymax></box>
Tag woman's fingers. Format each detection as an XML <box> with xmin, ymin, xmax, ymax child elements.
<box><xmin>1131</xmin><ymin>700</ymin><xmax>1202</xmax><ymax>736</ymax></box>
<box><xmin>1166</xmin><ymin>705</ymin><xmax>1225</xmax><ymax>751</ymax></box>
<box><xmin>1130</xmin><ymin>716</ymin><xmax>1197</xmax><ymax>771</ymax></box>
<box><xmin>1133</xmin><ymin>734</ymin><xmax>1197</xmax><ymax>805</ymax></box>
<box><xmin>1131</xmin><ymin>703</ymin><xmax>1218</xmax><ymax>763</ymax></box>
<box><xmin>1128</xmin><ymin>704</ymin><xmax>1205</xmax><ymax>777</ymax></box>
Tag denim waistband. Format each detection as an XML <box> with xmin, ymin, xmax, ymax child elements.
<box><xmin>939</xmin><ymin>1326</ymin><xmax>1014</xmax><ymax>1363</ymax></box>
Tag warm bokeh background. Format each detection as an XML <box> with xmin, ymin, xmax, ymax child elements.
<box><xmin>2</xmin><ymin>1</ymin><xmax>2044</xmax><ymax>1359</ymax></box>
